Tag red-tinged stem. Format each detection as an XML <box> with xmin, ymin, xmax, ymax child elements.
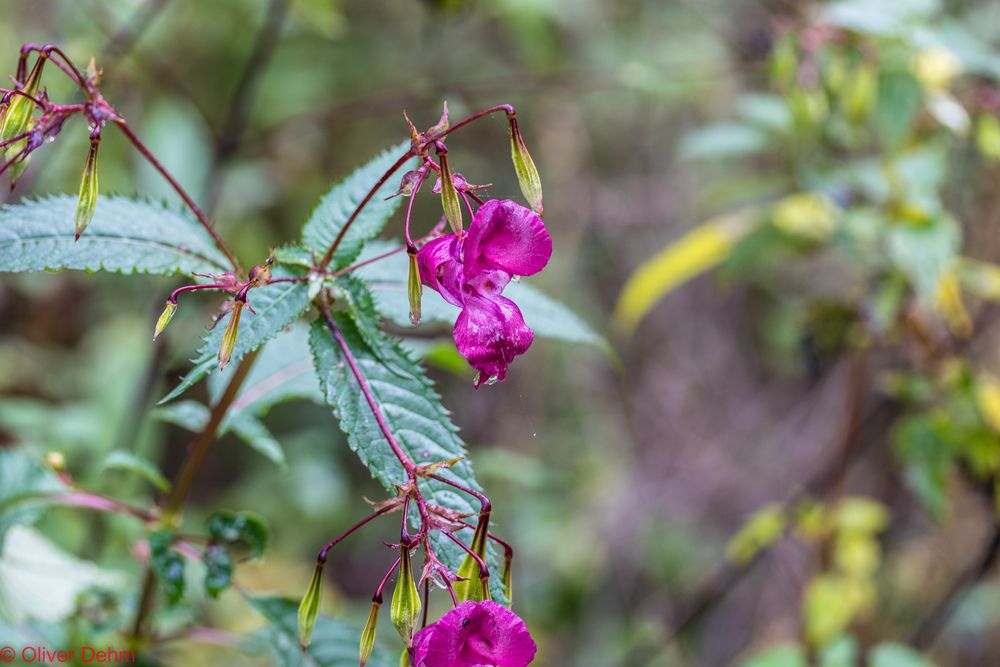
<box><xmin>0</xmin><ymin>145</ymin><xmax>28</xmax><ymax>178</ymax></box>
<box><xmin>113</xmin><ymin>119</ymin><xmax>240</xmax><ymax>273</ymax></box>
<box><xmin>317</xmin><ymin>500</ymin><xmax>403</xmax><ymax>564</ymax></box>
<box><xmin>50</xmin><ymin>492</ymin><xmax>157</xmax><ymax>522</ymax></box>
<box><xmin>428</xmin><ymin>473</ymin><xmax>491</xmax><ymax>515</ymax></box>
<box><xmin>316</xmin><ymin>103</ymin><xmax>518</xmax><ymax>270</ymax></box>
<box><xmin>373</xmin><ymin>556</ymin><xmax>403</xmax><ymax>603</ymax></box>
<box><xmin>168</xmin><ymin>282</ymin><xmax>234</xmax><ymax>303</ymax></box>
<box><xmin>404</xmin><ymin>170</ymin><xmax>428</xmax><ymax>249</ymax></box>
<box><xmin>444</xmin><ymin>578</ymin><xmax>459</xmax><ymax>606</ymax></box>
<box><xmin>265</xmin><ymin>276</ymin><xmax>307</xmax><ymax>285</ymax></box>
<box><xmin>452</xmin><ymin>517</ymin><xmax>514</xmax><ymax>559</ymax></box>
<box><xmin>423</xmin><ymin>104</ymin><xmax>516</xmax><ymax>146</ymax></box>
<box><xmin>443</xmin><ymin>530</ymin><xmax>489</xmax><ymax>579</ymax></box>
<box><xmin>21</xmin><ymin>43</ymin><xmax>85</xmax><ymax>85</ymax></box>
<box><xmin>0</xmin><ymin>129</ymin><xmax>33</xmax><ymax>151</ymax></box>
<box><xmin>331</xmin><ymin>219</ymin><xmax>447</xmax><ymax>278</ymax></box>
<box><xmin>460</xmin><ymin>191</ymin><xmax>475</xmax><ymax>219</ymax></box>
<box><xmin>319</xmin><ymin>303</ymin><xmax>415</xmax><ymax>474</ymax></box>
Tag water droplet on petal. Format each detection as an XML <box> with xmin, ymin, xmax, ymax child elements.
<box><xmin>484</xmin><ymin>375</ymin><xmax>499</xmax><ymax>386</ymax></box>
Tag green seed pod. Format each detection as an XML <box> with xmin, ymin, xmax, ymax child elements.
<box><xmin>454</xmin><ymin>517</ymin><xmax>490</xmax><ymax>602</ymax></box>
<box><xmin>75</xmin><ymin>138</ymin><xmax>100</xmax><ymax>240</ymax></box>
<box><xmin>153</xmin><ymin>301</ymin><xmax>178</xmax><ymax>341</ymax></box>
<box><xmin>218</xmin><ymin>301</ymin><xmax>244</xmax><ymax>370</ymax></box>
<box><xmin>508</xmin><ymin>116</ymin><xmax>543</xmax><ymax>216</ymax></box>
<box><xmin>390</xmin><ymin>546</ymin><xmax>421</xmax><ymax>645</ymax></box>
<box><xmin>438</xmin><ymin>152</ymin><xmax>463</xmax><ymax>236</ymax></box>
<box><xmin>359</xmin><ymin>600</ymin><xmax>381</xmax><ymax>667</ymax></box>
<box><xmin>407</xmin><ymin>250</ymin><xmax>421</xmax><ymax>326</ymax></box>
<box><xmin>297</xmin><ymin>563</ymin><xmax>324</xmax><ymax>650</ymax></box>
<box><xmin>0</xmin><ymin>54</ymin><xmax>45</xmax><ymax>144</ymax></box>
<box><xmin>501</xmin><ymin>551</ymin><xmax>513</xmax><ymax>606</ymax></box>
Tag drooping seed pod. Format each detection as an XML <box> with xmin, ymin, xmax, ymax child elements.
<box><xmin>507</xmin><ymin>115</ymin><xmax>543</xmax><ymax>216</ymax></box>
<box><xmin>407</xmin><ymin>249</ymin><xmax>421</xmax><ymax>326</ymax></box>
<box><xmin>438</xmin><ymin>150</ymin><xmax>463</xmax><ymax>236</ymax></box>
<box><xmin>0</xmin><ymin>54</ymin><xmax>45</xmax><ymax>144</ymax></box>
<box><xmin>454</xmin><ymin>517</ymin><xmax>490</xmax><ymax>602</ymax></box>
<box><xmin>153</xmin><ymin>301</ymin><xmax>178</xmax><ymax>341</ymax></box>
<box><xmin>218</xmin><ymin>301</ymin><xmax>244</xmax><ymax>370</ymax></box>
<box><xmin>297</xmin><ymin>563</ymin><xmax>324</xmax><ymax>650</ymax></box>
<box><xmin>359</xmin><ymin>600</ymin><xmax>381</xmax><ymax>667</ymax></box>
<box><xmin>75</xmin><ymin>136</ymin><xmax>100</xmax><ymax>240</ymax></box>
<box><xmin>390</xmin><ymin>545</ymin><xmax>421</xmax><ymax>645</ymax></box>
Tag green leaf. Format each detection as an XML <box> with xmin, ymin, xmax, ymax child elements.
<box><xmin>301</xmin><ymin>141</ymin><xmax>416</xmax><ymax>269</ymax></box>
<box><xmin>0</xmin><ymin>525</ymin><xmax>126</xmax><ymax>624</ymax></box>
<box><xmin>249</xmin><ymin>596</ymin><xmax>394</xmax><ymax>667</ymax></box>
<box><xmin>207</xmin><ymin>510</ymin><xmax>269</xmax><ymax>559</ymax></box>
<box><xmin>159</xmin><ymin>271</ymin><xmax>311</xmax><ymax>404</ymax></box>
<box><xmin>893</xmin><ymin>414</ymin><xmax>953</xmax><ymax>520</ymax></box>
<box><xmin>678</xmin><ymin>123</ymin><xmax>769</xmax><ymax>161</ymax></box>
<box><xmin>0</xmin><ymin>195</ymin><xmax>230</xmax><ymax>275</ymax></box>
<box><xmin>353</xmin><ymin>241</ymin><xmax>605</xmax><ymax>349</ymax></box>
<box><xmin>154</xmin><ymin>400</ymin><xmax>211</xmax><ymax>431</ymax></box>
<box><xmin>886</xmin><ymin>215</ymin><xmax>960</xmax><ymax>300</ymax></box>
<box><xmin>876</xmin><ymin>70</ymin><xmax>923</xmax><ymax>152</ymax></box>
<box><xmin>203</xmin><ymin>544</ymin><xmax>233</xmax><ymax>598</ymax></box>
<box><xmin>100</xmin><ymin>450</ymin><xmax>170</xmax><ymax>492</ymax></box>
<box><xmin>228</xmin><ymin>413</ymin><xmax>288</xmax><ymax>469</ymax></box>
<box><xmin>149</xmin><ymin>530</ymin><xmax>185</xmax><ymax>606</ymax></box>
<box><xmin>309</xmin><ymin>313</ymin><xmax>507</xmax><ymax>602</ymax></box>
<box><xmin>869</xmin><ymin>643</ymin><xmax>937</xmax><ymax>667</ymax></box>
<box><xmin>0</xmin><ymin>450</ymin><xmax>67</xmax><ymax>550</ymax></box>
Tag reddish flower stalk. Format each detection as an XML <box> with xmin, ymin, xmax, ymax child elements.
<box><xmin>316</xmin><ymin>103</ymin><xmax>520</xmax><ymax>271</ymax></box>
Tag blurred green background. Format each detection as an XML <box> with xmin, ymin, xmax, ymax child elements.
<box><xmin>3</xmin><ymin>1</ymin><xmax>1000</xmax><ymax>666</ymax></box>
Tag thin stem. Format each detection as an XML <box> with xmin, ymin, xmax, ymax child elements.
<box><xmin>332</xmin><ymin>220</ymin><xmax>447</xmax><ymax>278</ymax></box>
<box><xmin>427</xmin><ymin>473</ymin><xmax>491</xmax><ymax>514</ymax></box>
<box><xmin>162</xmin><ymin>348</ymin><xmax>260</xmax><ymax>521</ymax></box>
<box><xmin>168</xmin><ymin>283</ymin><xmax>233</xmax><ymax>303</ymax></box>
<box><xmin>129</xmin><ymin>351</ymin><xmax>261</xmax><ymax>644</ymax></box>
<box><xmin>317</xmin><ymin>501</ymin><xmax>402</xmax><ymax>564</ymax></box>
<box><xmin>317</xmin><ymin>150</ymin><xmax>416</xmax><ymax>270</ymax></box>
<box><xmin>452</xmin><ymin>517</ymin><xmax>514</xmax><ymax>559</ymax></box>
<box><xmin>373</xmin><ymin>556</ymin><xmax>403</xmax><ymax>603</ymax></box>
<box><xmin>404</xmin><ymin>170</ymin><xmax>428</xmax><ymax>249</ymax></box>
<box><xmin>443</xmin><ymin>531</ymin><xmax>489</xmax><ymax>579</ymax></box>
<box><xmin>50</xmin><ymin>492</ymin><xmax>157</xmax><ymax>522</ymax></box>
<box><xmin>319</xmin><ymin>303</ymin><xmax>415</xmax><ymax>473</ymax></box>
<box><xmin>316</xmin><ymin>103</ymin><xmax>517</xmax><ymax>270</ymax></box>
<box><xmin>114</xmin><ymin>119</ymin><xmax>240</xmax><ymax>272</ymax></box>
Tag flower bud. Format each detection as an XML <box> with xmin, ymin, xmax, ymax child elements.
<box><xmin>298</xmin><ymin>563</ymin><xmax>324</xmax><ymax>650</ymax></box>
<box><xmin>508</xmin><ymin>115</ymin><xmax>543</xmax><ymax>216</ymax></box>
<box><xmin>359</xmin><ymin>600</ymin><xmax>381</xmax><ymax>667</ymax></box>
<box><xmin>407</xmin><ymin>250</ymin><xmax>421</xmax><ymax>326</ymax></box>
<box><xmin>390</xmin><ymin>546</ymin><xmax>421</xmax><ymax>645</ymax></box>
<box><xmin>75</xmin><ymin>137</ymin><xmax>100</xmax><ymax>240</ymax></box>
<box><xmin>438</xmin><ymin>151</ymin><xmax>463</xmax><ymax>236</ymax></box>
<box><xmin>153</xmin><ymin>300</ymin><xmax>178</xmax><ymax>341</ymax></box>
<box><xmin>454</xmin><ymin>517</ymin><xmax>490</xmax><ymax>602</ymax></box>
<box><xmin>248</xmin><ymin>257</ymin><xmax>273</xmax><ymax>287</ymax></box>
<box><xmin>0</xmin><ymin>54</ymin><xmax>45</xmax><ymax>144</ymax></box>
<box><xmin>218</xmin><ymin>301</ymin><xmax>244</xmax><ymax>370</ymax></box>
<box><xmin>45</xmin><ymin>451</ymin><xmax>66</xmax><ymax>472</ymax></box>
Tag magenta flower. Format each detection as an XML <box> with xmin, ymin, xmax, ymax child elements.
<box><xmin>410</xmin><ymin>601</ymin><xmax>537</xmax><ymax>667</ymax></box>
<box><xmin>417</xmin><ymin>199</ymin><xmax>552</xmax><ymax>387</ymax></box>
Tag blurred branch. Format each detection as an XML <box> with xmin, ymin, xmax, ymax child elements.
<box><xmin>910</xmin><ymin>492</ymin><xmax>1000</xmax><ymax>650</ymax></box>
<box><xmin>202</xmin><ymin>0</ymin><xmax>290</xmax><ymax>213</ymax></box>
<box><xmin>98</xmin><ymin>0</ymin><xmax>171</xmax><ymax>62</ymax></box>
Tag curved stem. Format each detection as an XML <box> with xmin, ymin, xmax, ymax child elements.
<box><xmin>319</xmin><ymin>303</ymin><xmax>415</xmax><ymax>474</ymax></box>
<box><xmin>317</xmin><ymin>501</ymin><xmax>402</xmax><ymax>564</ymax></box>
<box><xmin>114</xmin><ymin>119</ymin><xmax>240</xmax><ymax>273</ymax></box>
<box><xmin>316</xmin><ymin>103</ymin><xmax>517</xmax><ymax>270</ymax></box>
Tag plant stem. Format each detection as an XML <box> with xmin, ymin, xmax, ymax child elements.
<box><xmin>128</xmin><ymin>350</ymin><xmax>260</xmax><ymax>644</ymax></box>
<box><xmin>316</xmin><ymin>104</ymin><xmax>517</xmax><ymax>270</ymax></box>
<box><xmin>317</xmin><ymin>501</ymin><xmax>403</xmax><ymax>563</ymax></box>
<box><xmin>162</xmin><ymin>348</ymin><xmax>260</xmax><ymax>521</ymax></box>
<box><xmin>319</xmin><ymin>304</ymin><xmax>415</xmax><ymax>473</ymax></box>
<box><xmin>114</xmin><ymin>118</ymin><xmax>241</xmax><ymax>272</ymax></box>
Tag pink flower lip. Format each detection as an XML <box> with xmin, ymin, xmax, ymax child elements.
<box><xmin>416</xmin><ymin>199</ymin><xmax>551</xmax><ymax>387</ymax></box>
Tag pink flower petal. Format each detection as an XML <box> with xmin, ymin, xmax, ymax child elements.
<box><xmin>453</xmin><ymin>294</ymin><xmax>533</xmax><ymax>386</ymax></box>
<box><xmin>464</xmin><ymin>200</ymin><xmax>551</xmax><ymax>279</ymax></box>
<box><xmin>411</xmin><ymin>601</ymin><xmax>537</xmax><ymax>667</ymax></box>
<box><xmin>417</xmin><ymin>234</ymin><xmax>466</xmax><ymax>307</ymax></box>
